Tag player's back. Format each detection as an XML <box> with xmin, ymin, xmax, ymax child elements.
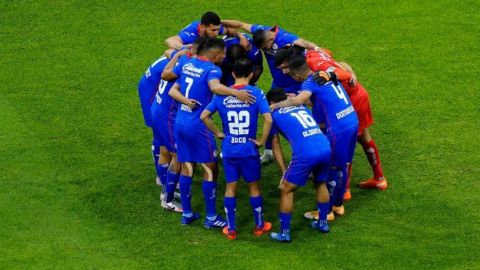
<box><xmin>175</xmin><ymin>57</ymin><xmax>220</xmax><ymax>127</ymax></box>
<box><xmin>271</xmin><ymin>105</ymin><xmax>330</xmax><ymax>158</ymax></box>
<box><xmin>303</xmin><ymin>78</ymin><xmax>358</xmax><ymax>137</ymax></box>
<box><xmin>211</xmin><ymin>85</ymin><xmax>268</xmax><ymax>157</ymax></box>
<box><xmin>152</xmin><ymin>54</ymin><xmax>190</xmax><ymax>119</ymax></box>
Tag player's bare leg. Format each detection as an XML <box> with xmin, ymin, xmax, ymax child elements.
<box><xmin>357</xmin><ymin>128</ymin><xmax>388</xmax><ymax>190</ymax></box>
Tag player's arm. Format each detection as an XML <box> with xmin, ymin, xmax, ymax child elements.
<box><xmin>208</xmin><ymin>79</ymin><xmax>256</xmax><ymax>103</ymax></box>
<box><xmin>337</xmin><ymin>61</ymin><xmax>357</xmax><ymax>85</ymax></box>
<box><xmin>293</xmin><ymin>38</ymin><xmax>321</xmax><ymax>51</ymax></box>
<box><xmin>225</xmin><ymin>27</ymin><xmax>251</xmax><ymax>51</ymax></box>
<box><xmin>250</xmin><ymin>64</ymin><xmax>263</xmax><ymax>85</ymax></box>
<box><xmin>250</xmin><ymin>113</ymin><xmax>273</xmax><ymax>147</ymax></box>
<box><xmin>221</xmin><ymin>20</ymin><xmax>253</xmax><ymax>33</ymax></box>
<box><xmin>161</xmin><ymin>49</ymin><xmax>188</xmax><ymax>80</ymax></box>
<box><xmin>270</xmin><ymin>91</ymin><xmax>311</xmax><ymax>110</ymax></box>
<box><xmin>168</xmin><ymin>83</ymin><xmax>198</xmax><ymax>108</ymax></box>
<box><xmin>200</xmin><ymin>110</ymin><xmax>225</xmax><ymax>139</ymax></box>
<box><xmin>272</xmin><ymin>134</ymin><xmax>287</xmax><ymax>174</ymax></box>
<box><xmin>165</xmin><ymin>35</ymin><xmax>184</xmax><ymax>50</ymax></box>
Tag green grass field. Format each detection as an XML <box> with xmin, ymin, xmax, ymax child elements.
<box><xmin>1</xmin><ymin>0</ymin><xmax>480</xmax><ymax>269</ymax></box>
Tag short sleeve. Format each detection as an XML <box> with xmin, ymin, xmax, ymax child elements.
<box><xmin>172</xmin><ymin>55</ymin><xmax>188</xmax><ymax>77</ymax></box>
<box><xmin>205</xmin><ymin>96</ymin><xmax>219</xmax><ymax>113</ymax></box>
<box><xmin>257</xmin><ymin>91</ymin><xmax>270</xmax><ymax>114</ymax></box>
<box><xmin>300</xmin><ymin>79</ymin><xmax>315</xmax><ymax>93</ymax></box>
<box><xmin>178</xmin><ymin>21</ymin><xmax>199</xmax><ymax>44</ymax></box>
<box><xmin>207</xmin><ymin>66</ymin><xmax>222</xmax><ymax>82</ymax></box>
<box><xmin>249</xmin><ymin>47</ymin><xmax>263</xmax><ymax>65</ymax></box>
<box><xmin>251</xmin><ymin>24</ymin><xmax>268</xmax><ymax>33</ymax></box>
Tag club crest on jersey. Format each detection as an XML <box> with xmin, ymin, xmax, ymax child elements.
<box><xmin>223</xmin><ymin>96</ymin><xmax>249</xmax><ymax>108</ymax></box>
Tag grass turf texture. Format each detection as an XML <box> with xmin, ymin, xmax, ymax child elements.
<box><xmin>1</xmin><ymin>0</ymin><xmax>479</xmax><ymax>269</ymax></box>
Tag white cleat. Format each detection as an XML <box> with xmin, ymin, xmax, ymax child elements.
<box><xmin>161</xmin><ymin>199</ymin><xmax>183</xmax><ymax>213</ymax></box>
<box><xmin>260</xmin><ymin>150</ymin><xmax>274</xmax><ymax>164</ymax></box>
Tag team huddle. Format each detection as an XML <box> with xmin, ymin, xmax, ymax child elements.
<box><xmin>138</xmin><ymin>12</ymin><xmax>388</xmax><ymax>242</ymax></box>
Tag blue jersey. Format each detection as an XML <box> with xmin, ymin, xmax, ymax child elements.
<box><xmin>178</xmin><ymin>21</ymin><xmax>226</xmax><ymax>45</ymax></box>
<box><xmin>174</xmin><ymin>57</ymin><xmax>222</xmax><ymax>127</ymax></box>
<box><xmin>151</xmin><ymin>53</ymin><xmax>191</xmax><ymax>120</ymax></box>
<box><xmin>138</xmin><ymin>55</ymin><xmax>171</xmax><ymax>126</ymax></box>
<box><xmin>271</xmin><ymin>105</ymin><xmax>330</xmax><ymax>158</ymax></box>
<box><xmin>206</xmin><ymin>85</ymin><xmax>269</xmax><ymax>158</ymax></box>
<box><xmin>301</xmin><ymin>77</ymin><xmax>358</xmax><ymax>137</ymax></box>
<box><xmin>221</xmin><ymin>34</ymin><xmax>263</xmax><ymax>86</ymax></box>
<box><xmin>250</xmin><ymin>24</ymin><xmax>301</xmax><ymax>93</ymax></box>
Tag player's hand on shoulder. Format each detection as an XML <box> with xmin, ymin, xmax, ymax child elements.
<box><xmin>234</xmin><ymin>90</ymin><xmax>256</xmax><ymax>104</ymax></box>
<box><xmin>313</xmin><ymin>71</ymin><xmax>331</xmax><ymax>85</ymax></box>
<box><xmin>239</xmin><ymin>38</ymin><xmax>252</xmax><ymax>51</ymax></box>
<box><xmin>177</xmin><ymin>49</ymin><xmax>190</xmax><ymax>56</ymax></box>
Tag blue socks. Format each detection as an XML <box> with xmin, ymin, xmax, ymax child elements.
<box><xmin>317</xmin><ymin>202</ymin><xmax>329</xmax><ymax>222</ymax></box>
<box><xmin>179</xmin><ymin>175</ymin><xmax>192</xmax><ymax>216</ymax></box>
<box><xmin>224</xmin><ymin>197</ymin><xmax>236</xmax><ymax>231</ymax></box>
<box><xmin>249</xmin><ymin>196</ymin><xmax>264</xmax><ymax>228</ymax></box>
<box><xmin>333</xmin><ymin>166</ymin><xmax>348</xmax><ymax>207</ymax></box>
<box><xmin>165</xmin><ymin>171</ymin><xmax>180</xmax><ymax>203</ymax></box>
<box><xmin>279</xmin><ymin>212</ymin><xmax>291</xmax><ymax>235</ymax></box>
<box><xmin>152</xmin><ymin>139</ymin><xmax>161</xmax><ymax>179</ymax></box>
<box><xmin>202</xmin><ymin>180</ymin><xmax>217</xmax><ymax>220</ymax></box>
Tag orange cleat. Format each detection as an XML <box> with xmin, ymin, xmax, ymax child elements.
<box><xmin>358</xmin><ymin>178</ymin><xmax>388</xmax><ymax>190</ymax></box>
<box><xmin>332</xmin><ymin>205</ymin><xmax>345</xmax><ymax>216</ymax></box>
<box><xmin>222</xmin><ymin>227</ymin><xmax>237</xmax><ymax>240</ymax></box>
<box><xmin>343</xmin><ymin>188</ymin><xmax>352</xmax><ymax>202</ymax></box>
<box><xmin>253</xmin><ymin>221</ymin><xmax>272</xmax><ymax>236</ymax></box>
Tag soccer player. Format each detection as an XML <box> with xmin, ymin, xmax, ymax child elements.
<box><xmin>270</xmin><ymin>55</ymin><xmax>359</xmax><ymax>221</ymax></box>
<box><xmin>221</xmin><ymin>19</ymin><xmax>321</xmax><ymax>164</ymax></box>
<box><xmin>275</xmin><ymin>46</ymin><xmax>388</xmax><ymax>199</ymax></box>
<box><xmin>200</xmin><ymin>58</ymin><xmax>272</xmax><ymax>240</ymax></box>
<box><xmin>149</xmin><ymin>47</ymin><xmax>197</xmax><ymax>212</ymax></box>
<box><xmin>266</xmin><ymin>88</ymin><xmax>332</xmax><ymax>243</ymax></box>
<box><xmin>168</xmin><ymin>37</ymin><xmax>255</xmax><ymax>228</ymax></box>
<box><xmin>137</xmin><ymin>49</ymin><xmax>184</xmax><ymax>208</ymax></box>
<box><xmin>165</xmin><ymin>11</ymin><xmax>250</xmax><ymax>51</ymax></box>
<box><xmin>220</xmin><ymin>33</ymin><xmax>263</xmax><ymax>86</ymax></box>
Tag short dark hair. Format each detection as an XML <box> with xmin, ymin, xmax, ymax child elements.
<box><xmin>192</xmin><ymin>36</ymin><xmax>207</xmax><ymax>54</ymax></box>
<box><xmin>266</xmin><ymin>88</ymin><xmax>287</xmax><ymax>103</ymax></box>
<box><xmin>197</xmin><ymin>37</ymin><xmax>225</xmax><ymax>55</ymax></box>
<box><xmin>274</xmin><ymin>45</ymin><xmax>305</xmax><ymax>66</ymax></box>
<box><xmin>233</xmin><ymin>58</ymin><xmax>253</xmax><ymax>78</ymax></box>
<box><xmin>288</xmin><ymin>54</ymin><xmax>308</xmax><ymax>75</ymax></box>
<box><xmin>226</xmin><ymin>44</ymin><xmax>246</xmax><ymax>63</ymax></box>
<box><xmin>201</xmin><ymin>11</ymin><xmax>221</xmax><ymax>26</ymax></box>
<box><xmin>252</xmin><ymin>29</ymin><xmax>267</xmax><ymax>48</ymax></box>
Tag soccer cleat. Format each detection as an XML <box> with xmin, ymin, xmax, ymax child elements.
<box><xmin>260</xmin><ymin>150</ymin><xmax>274</xmax><ymax>164</ymax></box>
<box><xmin>161</xmin><ymin>199</ymin><xmax>183</xmax><ymax>213</ymax></box>
<box><xmin>311</xmin><ymin>220</ymin><xmax>330</xmax><ymax>233</ymax></box>
<box><xmin>181</xmin><ymin>212</ymin><xmax>201</xmax><ymax>225</ymax></box>
<box><xmin>253</xmin><ymin>221</ymin><xmax>272</xmax><ymax>236</ymax></box>
<box><xmin>304</xmin><ymin>210</ymin><xmax>335</xmax><ymax>221</ymax></box>
<box><xmin>204</xmin><ymin>215</ymin><xmax>227</xmax><ymax>229</ymax></box>
<box><xmin>343</xmin><ymin>188</ymin><xmax>352</xmax><ymax>201</ymax></box>
<box><xmin>270</xmin><ymin>231</ymin><xmax>291</xmax><ymax>243</ymax></box>
<box><xmin>333</xmin><ymin>205</ymin><xmax>345</xmax><ymax>216</ymax></box>
<box><xmin>222</xmin><ymin>227</ymin><xmax>237</xmax><ymax>240</ymax></box>
<box><xmin>358</xmin><ymin>178</ymin><xmax>388</xmax><ymax>190</ymax></box>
